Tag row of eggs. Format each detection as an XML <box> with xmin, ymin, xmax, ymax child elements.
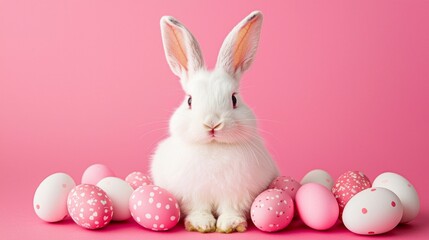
<box><xmin>33</xmin><ymin>164</ymin><xmax>180</xmax><ymax>230</ymax></box>
<box><xmin>33</xmin><ymin>164</ymin><xmax>420</xmax><ymax>235</ymax></box>
<box><xmin>252</xmin><ymin>169</ymin><xmax>420</xmax><ymax>235</ymax></box>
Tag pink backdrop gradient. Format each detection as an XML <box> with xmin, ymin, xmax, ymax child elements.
<box><xmin>1</xmin><ymin>0</ymin><xmax>428</xmax><ymax>239</ymax></box>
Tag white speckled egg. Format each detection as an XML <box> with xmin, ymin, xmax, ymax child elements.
<box><xmin>268</xmin><ymin>176</ymin><xmax>301</xmax><ymax>200</ymax></box>
<box><xmin>33</xmin><ymin>172</ymin><xmax>76</xmax><ymax>222</ymax></box>
<box><xmin>372</xmin><ymin>172</ymin><xmax>420</xmax><ymax>223</ymax></box>
<box><xmin>129</xmin><ymin>185</ymin><xmax>180</xmax><ymax>231</ymax></box>
<box><xmin>342</xmin><ymin>187</ymin><xmax>403</xmax><ymax>235</ymax></box>
<box><xmin>300</xmin><ymin>169</ymin><xmax>334</xmax><ymax>189</ymax></box>
<box><xmin>97</xmin><ymin>177</ymin><xmax>134</xmax><ymax>221</ymax></box>
<box><xmin>251</xmin><ymin>189</ymin><xmax>294</xmax><ymax>232</ymax></box>
<box><xmin>67</xmin><ymin>184</ymin><xmax>113</xmax><ymax>229</ymax></box>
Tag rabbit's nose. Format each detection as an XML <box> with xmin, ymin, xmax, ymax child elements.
<box><xmin>203</xmin><ymin>122</ymin><xmax>224</xmax><ymax>131</ymax></box>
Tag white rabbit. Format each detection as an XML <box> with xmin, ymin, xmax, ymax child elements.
<box><xmin>151</xmin><ymin>11</ymin><xmax>279</xmax><ymax>233</ymax></box>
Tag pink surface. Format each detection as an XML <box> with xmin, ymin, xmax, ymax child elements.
<box><xmin>0</xmin><ymin>0</ymin><xmax>428</xmax><ymax>239</ymax></box>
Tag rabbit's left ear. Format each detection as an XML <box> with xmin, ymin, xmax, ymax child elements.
<box><xmin>216</xmin><ymin>11</ymin><xmax>263</xmax><ymax>79</ymax></box>
<box><xmin>160</xmin><ymin>16</ymin><xmax>204</xmax><ymax>79</ymax></box>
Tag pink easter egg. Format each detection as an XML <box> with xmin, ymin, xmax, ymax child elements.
<box><xmin>296</xmin><ymin>183</ymin><xmax>339</xmax><ymax>230</ymax></box>
<box><xmin>125</xmin><ymin>172</ymin><xmax>153</xmax><ymax>190</ymax></box>
<box><xmin>129</xmin><ymin>185</ymin><xmax>180</xmax><ymax>231</ymax></box>
<box><xmin>67</xmin><ymin>184</ymin><xmax>113</xmax><ymax>229</ymax></box>
<box><xmin>251</xmin><ymin>189</ymin><xmax>294</xmax><ymax>232</ymax></box>
<box><xmin>332</xmin><ymin>171</ymin><xmax>371</xmax><ymax>214</ymax></box>
<box><xmin>81</xmin><ymin>163</ymin><xmax>116</xmax><ymax>185</ymax></box>
<box><xmin>268</xmin><ymin>176</ymin><xmax>301</xmax><ymax>200</ymax></box>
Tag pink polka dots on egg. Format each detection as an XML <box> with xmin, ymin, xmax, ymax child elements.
<box><xmin>362</xmin><ymin>208</ymin><xmax>368</xmax><ymax>214</ymax></box>
<box><xmin>391</xmin><ymin>201</ymin><xmax>396</xmax><ymax>207</ymax></box>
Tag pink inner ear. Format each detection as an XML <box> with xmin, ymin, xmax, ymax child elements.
<box><xmin>233</xmin><ymin>16</ymin><xmax>258</xmax><ymax>71</ymax></box>
<box><xmin>166</xmin><ymin>23</ymin><xmax>188</xmax><ymax>71</ymax></box>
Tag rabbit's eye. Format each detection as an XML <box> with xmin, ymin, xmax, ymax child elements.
<box><xmin>187</xmin><ymin>96</ymin><xmax>192</xmax><ymax>109</ymax></box>
<box><xmin>232</xmin><ymin>94</ymin><xmax>237</xmax><ymax>108</ymax></box>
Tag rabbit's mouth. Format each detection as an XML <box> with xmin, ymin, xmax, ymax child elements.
<box><xmin>209</xmin><ymin>129</ymin><xmax>216</xmax><ymax>138</ymax></box>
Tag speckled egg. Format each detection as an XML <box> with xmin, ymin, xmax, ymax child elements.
<box><xmin>129</xmin><ymin>185</ymin><xmax>180</xmax><ymax>231</ymax></box>
<box><xmin>33</xmin><ymin>173</ymin><xmax>76</xmax><ymax>222</ymax></box>
<box><xmin>332</xmin><ymin>171</ymin><xmax>371</xmax><ymax>214</ymax></box>
<box><xmin>268</xmin><ymin>176</ymin><xmax>301</xmax><ymax>200</ymax></box>
<box><xmin>251</xmin><ymin>189</ymin><xmax>294</xmax><ymax>232</ymax></box>
<box><xmin>81</xmin><ymin>163</ymin><xmax>115</xmax><ymax>185</ymax></box>
<box><xmin>125</xmin><ymin>172</ymin><xmax>153</xmax><ymax>190</ymax></box>
<box><xmin>296</xmin><ymin>183</ymin><xmax>339</xmax><ymax>230</ymax></box>
<box><xmin>97</xmin><ymin>177</ymin><xmax>134</xmax><ymax>221</ymax></box>
<box><xmin>342</xmin><ymin>187</ymin><xmax>403</xmax><ymax>235</ymax></box>
<box><xmin>300</xmin><ymin>169</ymin><xmax>334</xmax><ymax>189</ymax></box>
<box><xmin>67</xmin><ymin>184</ymin><xmax>113</xmax><ymax>229</ymax></box>
<box><xmin>373</xmin><ymin>172</ymin><xmax>420</xmax><ymax>223</ymax></box>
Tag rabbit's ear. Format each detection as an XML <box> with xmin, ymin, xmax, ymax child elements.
<box><xmin>160</xmin><ymin>16</ymin><xmax>204</xmax><ymax>78</ymax></box>
<box><xmin>216</xmin><ymin>11</ymin><xmax>263</xmax><ymax>79</ymax></box>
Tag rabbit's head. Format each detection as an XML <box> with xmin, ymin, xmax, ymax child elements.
<box><xmin>160</xmin><ymin>11</ymin><xmax>264</xmax><ymax>144</ymax></box>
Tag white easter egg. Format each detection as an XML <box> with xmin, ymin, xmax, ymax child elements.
<box><xmin>33</xmin><ymin>172</ymin><xmax>76</xmax><ymax>222</ymax></box>
<box><xmin>97</xmin><ymin>177</ymin><xmax>134</xmax><ymax>221</ymax></box>
<box><xmin>372</xmin><ymin>172</ymin><xmax>420</xmax><ymax>223</ymax></box>
<box><xmin>300</xmin><ymin>169</ymin><xmax>334</xmax><ymax>189</ymax></box>
<box><xmin>342</xmin><ymin>187</ymin><xmax>403</xmax><ymax>235</ymax></box>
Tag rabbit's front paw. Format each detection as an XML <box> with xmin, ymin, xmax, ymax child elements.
<box><xmin>216</xmin><ymin>214</ymin><xmax>247</xmax><ymax>233</ymax></box>
<box><xmin>184</xmin><ymin>212</ymin><xmax>216</xmax><ymax>233</ymax></box>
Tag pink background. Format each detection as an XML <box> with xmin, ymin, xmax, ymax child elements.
<box><xmin>1</xmin><ymin>0</ymin><xmax>428</xmax><ymax>239</ymax></box>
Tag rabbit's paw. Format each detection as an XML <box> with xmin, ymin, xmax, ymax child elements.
<box><xmin>216</xmin><ymin>214</ymin><xmax>247</xmax><ymax>233</ymax></box>
<box><xmin>184</xmin><ymin>212</ymin><xmax>216</xmax><ymax>233</ymax></box>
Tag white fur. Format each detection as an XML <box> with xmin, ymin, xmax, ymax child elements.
<box><xmin>151</xmin><ymin>11</ymin><xmax>279</xmax><ymax>233</ymax></box>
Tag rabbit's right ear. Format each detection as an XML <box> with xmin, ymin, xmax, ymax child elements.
<box><xmin>160</xmin><ymin>16</ymin><xmax>204</xmax><ymax>79</ymax></box>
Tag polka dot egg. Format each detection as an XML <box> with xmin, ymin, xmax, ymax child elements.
<box><xmin>332</xmin><ymin>170</ymin><xmax>371</xmax><ymax>214</ymax></box>
<box><xmin>129</xmin><ymin>185</ymin><xmax>180</xmax><ymax>231</ymax></box>
<box><xmin>268</xmin><ymin>176</ymin><xmax>301</xmax><ymax>200</ymax></box>
<box><xmin>67</xmin><ymin>184</ymin><xmax>113</xmax><ymax>229</ymax></box>
<box><xmin>251</xmin><ymin>189</ymin><xmax>294</xmax><ymax>232</ymax></box>
<box><xmin>342</xmin><ymin>187</ymin><xmax>403</xmax><ymax>235</ymax></box>
<box><xmin>125</xmin><ymin>171</ymin><xmax>153</xmax><ymax>190</ymax></box>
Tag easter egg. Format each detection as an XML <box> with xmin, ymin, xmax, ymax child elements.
<box><xmin>251</xmin><ymin>189</ymin><xmax>294</xmax><ymax>232</ymax></box>
<box><xmin>300</xmin><ymin>169</ymin><xmax>334</xmax><ymax>189</ymax></box>
<box><xmin>129</xmin><ymin>185</ymin><xmax>180</xmax><ymax>231</ymax></box>
<box><xmin>267</xmin><ymin>176</ymin><xmax>301</xmax><ymax>200</ymax></box>
<box><xmin>125</xmin><ymin>172</ymin><xmax>153</xmax><ymax>190</ymax></box>
<box><xmin>332</xmin><ymin>171</ymin><xmax>371</xmax><ymax>214</ymax></box>
<box><xmin>97</xmin><ymin>177</ymin><xmax>134</xmax><ymax>221</ymax></box>
<box><xmin>342</xmin><ymin>187</ymin><xmax>403</xmax><ymax>235</ymax></box>
<box><xmin>33</xmin><ymin>173</ymin><xmax>76</xmax><ymax>222</ymax></box>
<box><xmin>67</xmin><ymin>184</ymin><xmax>113</xmax><ymax>229</ymax></box>
<box><xmin>296</xmin><ymin>183</ymin><xmax>339</xmax><ymax>230</ymax></box>
<box><xmin>372</xmin><ymin>172</ymin><xmax>420</xmax><ymax>223</ymax></box>
<box><xmin>81</xmin><ymin>163</ymin><xmax>115</xmax><ymax>185</ymax></box>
